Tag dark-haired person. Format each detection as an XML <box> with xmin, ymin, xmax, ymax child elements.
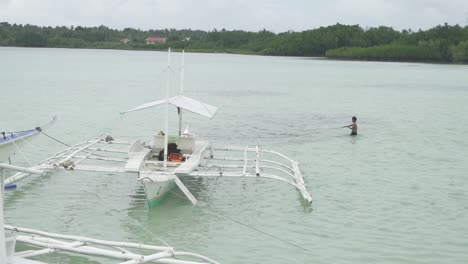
<box><xmin>342</xmin><ymin>116</ymin><xmax>358</xmax><ymax>136</ymax></box>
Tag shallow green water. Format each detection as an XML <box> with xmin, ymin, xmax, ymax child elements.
<box><xmin>1</xmin><ymin>47</ymin><xmax>468</xmax><ymax>263</ymax></box>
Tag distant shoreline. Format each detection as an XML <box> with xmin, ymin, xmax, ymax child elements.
<box><xmin>324</xmin><ymin>56</ymin><xmax>466</xmax><ymax>65</ymax></box>
<box><xmin>1</xmin><ymin>22</ymin><xmax>467</xmax><ymax>64</ymax></box>
<box><xmin>3</xmin><ymin>45</ymin><xmax>467</xmax><ymax>65</ymax></box>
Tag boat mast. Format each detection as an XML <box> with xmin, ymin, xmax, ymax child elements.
<box><xmin>163</xmin><ymin>48</ymin><xmax>171</xmax><ymax>169</ymax></box>
<box><xmin>178</xmin><ymin>50</ymin><xmax>185</xmax><ymax>136</ymax></box>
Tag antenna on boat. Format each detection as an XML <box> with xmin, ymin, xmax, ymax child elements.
<box><xmin>163</xmin><ymin>48</ymin><xmax>171</xmax><ymax>169</ymax></box>
<box><xmin>180</xmin><ymin>50</ymin><xmax>185</xmax><ymax>94</ymax></box>
<box><xmin>178</xmin><ymin>50</ymin><xmax>185</xmax><ymax>136</ymax></box>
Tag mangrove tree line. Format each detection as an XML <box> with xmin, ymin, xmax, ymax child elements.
<box><xmin>1</xmin><ymin>22</ymin><xmax>468</xmax><ymax>63</ymax></box>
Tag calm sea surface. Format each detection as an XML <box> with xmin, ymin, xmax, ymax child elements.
<box><xmin>1</xmin><ymin>47</ymin><xmax>468</xmax><ymax>263</ymax></box>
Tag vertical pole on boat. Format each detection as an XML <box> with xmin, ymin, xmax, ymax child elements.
<box><xmin>0</xmin><ymin>168</ymin><xmax>6</xmax><ymax>262</ymax></box>
<box><xmin>163</xmin><ymin>48</ymin><xmax>171</xmax><ymax>169</ymax></box>
<box><xmin>178</xmin><ymin>50</ymin><xmax>185</xmax><ymax>136</ymax></box>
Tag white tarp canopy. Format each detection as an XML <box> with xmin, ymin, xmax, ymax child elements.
<box><xmin>123</xmin><ymin>95</ymin><xmax>218</xmax><ymax>119</ymax></box>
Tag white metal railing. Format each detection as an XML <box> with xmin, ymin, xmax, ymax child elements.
<box><xmin>5</xmin><ymin>225</ymin><xmax>219</xmax><ymax>264</ymax></box>
<box><xmin>197</xmin><ymin>145</ymin><xmax>313</xmax><ymax>203</ymax></box>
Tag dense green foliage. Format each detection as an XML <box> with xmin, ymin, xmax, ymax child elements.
<box><xmin>326</xmin><ymin>44</ymin><xmax>443</xmax><ymax>61</ymax></box>
<box><xmin>326</xmin><ymin>24</ymin><xmax>468</xmax><ymax>62</ymax></box>
<box><xmin>1</xmin><ymin>22</ymin><xmax>468</xmax><ymax>63</ymax></box>
<box><xmin>451</xmin><ymin>41</ymin><xmax>468</xmax><ymax>62</ymax></box>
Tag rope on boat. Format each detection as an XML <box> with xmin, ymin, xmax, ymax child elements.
<box><xmin>40</xmin><ymin>132</ymin><xmax>115</xmax><ymax>161</ymax></box>
<box><xmin>207</xmin><ymin>176</ymin><xmax>219</xmax><ymax>202</ymax></box>
<box><xmin>40</xmin><ymin>131</ymin><xmax>71</xmax><ymax>147</ymax></box>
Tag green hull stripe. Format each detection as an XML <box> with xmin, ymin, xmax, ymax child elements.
<box><xmin>147</xmin><ymin>192</ymin><xmax>169</xmax><ymax>207</ymax></box>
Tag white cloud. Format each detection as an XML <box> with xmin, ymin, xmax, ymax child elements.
<box><xmin>0</xmin><ymin>0</ymin><xmax>467</xmax><ymax>31</ymax></box>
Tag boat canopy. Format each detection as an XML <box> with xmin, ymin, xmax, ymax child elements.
<box><xmin>123</xmin><ymin>95</ymin><xmax>218</xmax><ymax>119</ymax></box>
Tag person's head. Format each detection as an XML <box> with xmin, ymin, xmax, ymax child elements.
<box><xmin>352</xmin><ymin>116</ymin><xmax>357</xmax><ymax>122</ymax></box>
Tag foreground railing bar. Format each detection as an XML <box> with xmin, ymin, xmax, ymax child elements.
<box><xmin>13</xmin><ymin>249</ymin><xmax>38</xmax><ymax>257</ymax></box>
<box><xmin>140</xmin><ymin>256</ymin><xmax>217</xmax><ymax>264</ymax></box>
<box><xmin>16</xmin><ymin>236</ymin><xmax>158</xmax><ymax>261</ymax></box>
<box><xmin>148</xmin><ymin>259</ymin><xmax>211</xmax><ymax>264</ymax></box>
<box><xmin>16</xmin><ymin>236</ymin><xmax>214</xmax><ymax>264</ymax></box>
<box><xmin>5</xmin><ymin>225</ymin><xmax>170</xmax><ymax>251</ymax></box>
<box><xmin>126</xmin><ymin>258</ymin><xmax>213</xmax><ymax>264</ymax></box>
<box><xmin>118</xmin><ymin>251</ymin><xmax>174</xmax><ymax>264</ymax></box>
<box><xmin>0</xmin><ymin>163</ymin><xmax>44</xmax><ymax>175</ymax></box>
<box><xmin>15</xmin><ymin>237</ymin><xmax>85</xmax><ymax>258</ymax></box>
<box><xmin>4</xmin><ymin>165</ymin><xmax>46</xmax><ymax>185</ymax></box>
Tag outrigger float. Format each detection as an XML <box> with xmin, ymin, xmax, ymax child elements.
<box><xmin>5</xmin><ymin>49</ymin><xmax>312</xmax><ymax>207</ymax></box>
<box><xmin>1</xmin><ymin>125</ymin><xmax>218</xmax><ymax>263</ymax></box>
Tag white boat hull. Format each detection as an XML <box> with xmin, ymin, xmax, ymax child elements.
<box><xmin>140</xmin><ymin>172</ymin><xmax>176</xmax><ymax>207</ymax></box>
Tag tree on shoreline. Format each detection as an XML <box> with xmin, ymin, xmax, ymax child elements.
<box><xmin>1</xmin><ymin>22</ymin><xmax>467</xmax><ymax>63</ymax></box>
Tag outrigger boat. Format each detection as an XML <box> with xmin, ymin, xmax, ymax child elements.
<box><xmin>5</xmin><ymin>49</ymin><xmax>312</xmax><ymax>207</ymax></box>
<box><xmin>1</xmin><ymin>125</ymin><xmax>219</xmax><ymax>263</ymax></box>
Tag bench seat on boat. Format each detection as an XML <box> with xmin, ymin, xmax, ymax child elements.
<box><xmin>125</xmin><ymin>139</ymin><xmax>151</xmax><ymax>172</ymax></box>
<box><xmin>175</xmin><ymin>140</ymin><xmax>210</xmax><ymax>175</ymax></box>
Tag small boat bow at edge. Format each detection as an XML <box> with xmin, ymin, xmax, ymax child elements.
<box><xmin>0</xmin><ymin>117</ymin><xmax>57</xmax><ymax>162</ymax></box>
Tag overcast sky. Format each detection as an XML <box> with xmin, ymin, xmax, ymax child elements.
<box><xmin>1</xmin><ymin>0</ymin><xmax>468</xmax><ymax>32</ymax></box>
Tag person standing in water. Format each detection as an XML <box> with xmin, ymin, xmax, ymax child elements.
<box><xmin>343</xmin><ymin>116</ymin><xmax>358</xmax><ymax>136</ymax></box>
